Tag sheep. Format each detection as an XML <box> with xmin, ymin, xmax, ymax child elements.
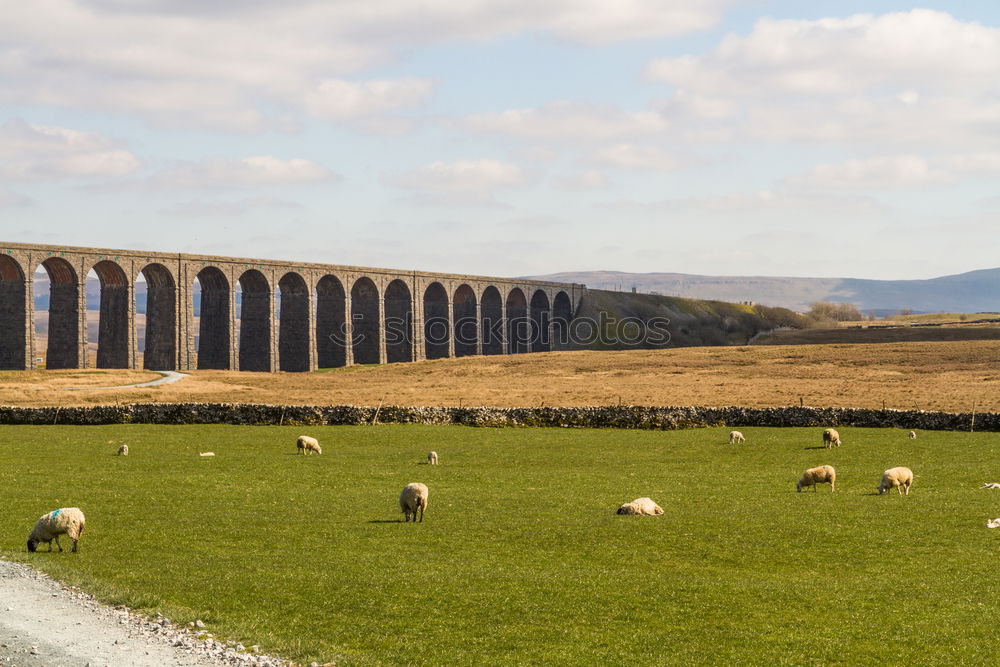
<box><xmin>427</xmin><ymin>451</ymin><xmax>439</xmax><ymax>465</ymax></box>
<box><xmin>616</xmin><ymin>497</ymin><xmax>664</xmax><ymax>516</ymax></box>
<box><xmin>296</xmin><ymin>435</ymin><xmax>322</xmax><ymax>455</ymax></box>
<box><xmin>27</xmin><ymin>508</ymin><xmax>86</xmax><ymax>553</ymax></box>
<box><xmin>822</xmin><ymin>428</ymin><xmax>841</xmax><ymax>448</ymax></box>
<box><xmin>400</xmin><ymin>483</ymin><xmax>429</xmax><ymax>522</ymax></box>
<box><xmin>728</xmin><ymin>431</ymin><xmax>745</xmax><ymax>444</ymax></box>
<box><xmin>987</xmin><ymin>518</ymin><xmax>1000</xmax><ymax>529</ymax></box>
<box><xmin>878</xmin><ymin>466</ymin><xmax>913</xmax><ymax>495</ymax></box>
<box><xmin>199</xmin><ymin>452</ymin><xmax>215</xmax><ymax>457</ymax></box>
<box><xmin>908</xmin><ymin>431</ymin><xmax>917</xmax><ymax>440</ymax></box>
<box><xmin>117</xmin><ymin>444</ymin><xmax>128</xmax><ymax>456</ymax></box>
<box><xmin>981</xmin><ymin>483</ymin><xmax>1000</xmax><ymax>489</ymax></box>
<box><xmin>797</xmin><ymin>465</ymin><xmax>836</xmax><ymax>492</ymax></box>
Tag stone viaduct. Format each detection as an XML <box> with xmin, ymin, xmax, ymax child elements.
<box><xmin>0</xmin><ymin>242</ymin><xmax>585</xmax><ymax>372</ymax></box>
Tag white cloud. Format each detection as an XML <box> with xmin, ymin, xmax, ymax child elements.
<box><xmin>304</xmin><ymin>78</ymin><xmax>434</xmax><ymax>120</ymax></box>
<box><xmin>0</xmin><ymin>119</ymin><xmax>141</xmax><ymax>180</ymax></box>
<box><xmin>461</xmin><ymin>101</ymin><xmax>668</xmax><ymax>141</ymax></box>
<box><xmin>587</xmin><ymin>144</ymin><xmax>677</xmax><ymax>171</ymax></box>
<box><xmin>645</xmin><ymin>10</ymin><xmax>1000</xmax><ymax>150</ymax></box>
<box><xmin>385</xmin><ymin>159</ymin><xmax>529</xmax><ymax>193</ymax></box>
<box><xmin>552</xmin><ymin>170</ymin><xmax>610</xmax><ymax>189</ymax></box>
<box><xmin>0</xmin><ymin>0</ymin><xmax>729</xmax><ymax>129</ymax></box>
<box><xmin>155</xmin><ymin>156</ymin><xmax>338</xmax><ymax>188</ymax></box>
<box><xmin>791</xmin><ymin>155</ymin><xmax>951</xmax><ymax>189</ymax></box>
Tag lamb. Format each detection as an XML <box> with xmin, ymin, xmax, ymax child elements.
<box><xmin>878</xmin><ymin>466</ymin><xmax>913</xmax><ymax>495</ymax></box>
<box><xmin>616</xmin><ymin>497</ymin><xmax>664</xmax><ymax>515</ymax></box>
<box><xmin>296</xmin><ymin>435</ymin><xmax>322</xmax><ymax>455</ymax></box>
<box><xmin>117</xmin><ymin>444</ymin><xmax>128</xmax><ymax>456</ymax></box>
<box><xmin>728</xmin><ymin>431</ymin><xmax>745</xmax><ymax>444</ymax></box>
<box><xmin>27</xmin><ymin>508</ymin><xmax>86</xmax><ymax>553</ymax></box>
<box><xmin>822</xmin><ymin>428</ymin><xmax>841</xmax><ymax>448</ymax></box>
<box><xmin>908</xmin><ymin>431</ymin><xmax>917</xmax><ymax>440</ymax></box>
<box><xmin>797</xmin><ymin>465</ymin><xmax>836</xmax><ymax>492</ymax></box>
<box><xmin>987</xmin><ymin>519</ymin><xmax>1000</xmax><ymax>529</ymax></box>
<box><xmin>427</xmin><ymin>451</ymin><xmax>438</xmax><ymax>465</ymax></box>
<box><xmin>399</xmin><ymin>483</ymin><xmax>429</xmax><ymax>522</ymax></box>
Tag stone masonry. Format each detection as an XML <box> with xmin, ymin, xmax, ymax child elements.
<box><xmin>0</xmin><ymin>241</ymin><xmax>585</xmax><ymax>372</ymax></box>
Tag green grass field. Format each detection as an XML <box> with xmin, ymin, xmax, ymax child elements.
<box><xmin>2</xmin><ymin>424</ymin><xmax>1000</xmax><ymax>665</ymax></box>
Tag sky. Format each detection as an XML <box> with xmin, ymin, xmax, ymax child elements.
<box><xmin>1</xmin><ymin>0</ymin><xmax>998</xmax><ymax>281</ymax></box>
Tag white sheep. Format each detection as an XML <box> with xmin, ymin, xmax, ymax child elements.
<box><xmin>27</xmin><ymin>508</ymin><xmax>86</xmax><ymax>553</ymax></box>
<box><xmin>981</xmin><ymin>483</ymin><xmax>1000</xmax><ymax>489</ymax></box>
<box><xmin>117</xmin><ymin>444</ymin><xmax>128</xmax><ymax>456</ymax></box>
<box><xmin>728</xmin><ymin>431</ymin><xmax>746</xmax><ymax>444</ymax></box>
<box><xmin>400</xmin><ymin>483</ymin><xmax>429</xmax><ymax>522</ymax></box>
<box><xmin>427</xmin><ymin>451</ymin><xmax>439</xmax><ymax>465</ymax></box>
<box><xmin>199</xmin><ymin>452</ymin><xmax>215</xmax><ymax>457</ymax></box>
<box><xmin>878</xmin><ymin>466</ymin><xmax>913</xmax><ymax>495</ymax></box>
<box><xmin>987</xmin><ymin>518</ymin><xmax>1000</xmax><ymax>529</ymax></box>
<box><xmin>297</xmin><ymin>435</ymin><xmax>322</xmax><ymax>455</ymax></box>
<box><xmin>908</xmin><ymin>431</ymin><xmax>916</xmax><ymax>440</ymax></box>
<box><xmin>797</xmin><ymin>465</ymin><xmax>836</xmax><ymax>492</ymax></box>
<box><xmin>822</xmin><ymin>428</ymin><xmax>841</xmax><ymax>448</ymax></box>
<box><xmin>616</xmin><ymin>497</ymin><xmax>664</xmax><ymax>515</ymax></box>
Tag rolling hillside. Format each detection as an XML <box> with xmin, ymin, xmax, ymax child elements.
<box><xmin>526</xmin><ymin>268</ymin><xmax>1000</xmax><ymax>313</ymax></box>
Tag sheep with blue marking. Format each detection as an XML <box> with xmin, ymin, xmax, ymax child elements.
<box><xmin>27</xmin><ymin>508</ymin><xmax>86</xmax><ymax>553</ymax></box>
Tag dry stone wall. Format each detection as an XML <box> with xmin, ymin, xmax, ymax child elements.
<box><xmin>0</xmin><ymin>403</ymin><xmax>995</xmax><ymax>431</ymax></box>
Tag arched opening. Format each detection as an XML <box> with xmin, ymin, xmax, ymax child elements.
<box><xmin>423</xmin><ymin>282</ymin><xmax>449</xmax><ymax>360</ymax></box>
<box><xmin>278</xmin><ymin>272</ymin><xmax>310</xmax><ymax>372</ymax></box>
<box><xmin>316</xmin><ymin>275</ymin><xmax>346</xmax><ymax>368</ymax></box>
<box><xmin>552</xmin><ymin>291</ymin><xmax>573</xmax><ymax>351</ymax></box>
<box><xmin>194</xmin><ymin>266</ymin><xmax>230</xmax><ymax>370</ymax></box>
<box><xmin>530</xmin><ymin>289</ymin><xmax>551</xmax><ymax>353</ymax></box>
<box><xmin>351</xmin><ymin>277</ymin><xmax>380</xmax><ymax>364</ymax></box>
<box><xmin>138</xmin><ymin>263</ymin><xmax>176</xmax><ymax>370</ymax></box>
<box><xmin>238</xmin><ymin>270</ymin><xmax>271</xmax><ymax>372</ymax></box>
<box><xmin>35</xmin><ymin>257</ymin><xmax>79</xmax><ymax>369</ymax></box>
<box><xmin>506</xmin><ymin>288</ymin><xmax>528</xmax><ymax>354</ymax></box>
<box><xmin>453</xmin><ymin>284</ymin><xmax>477</xmax><ymax>357</ymax></box>
<box><xmin>384</xmin><ymin>279</ymin><xmax>413</xmax><ymax>363</ymax></box>
<box><xmin>480</xmin><ymin>286</ymin><xmax>503</xmax><ymax>356</ymax></box>
<box><xmin>0</xmin><ymin>255</ymin><xmax>26</xmax><ymax>369</ymax></box>
<box><xmin>91</xmin><ymin>260</ymin><xmax>129</xmax><ymax>369</ymax></box>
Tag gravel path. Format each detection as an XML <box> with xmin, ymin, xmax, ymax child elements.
<box><xmin>67</xmin><ymin>370</ymin><xmax>191</xmax><ymax>391</ymax></box>
<box><xmin>0</xmin><ymin>561</ymin><xmax>288</xmax><ymax>667</ymax></box>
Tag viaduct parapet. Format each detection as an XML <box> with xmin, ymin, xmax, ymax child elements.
<box><xmin>0</xmin><ymin>242</ymin><xmax>586</xmax><ymax>372</ymax></box>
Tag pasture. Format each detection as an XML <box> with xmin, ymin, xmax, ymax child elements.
<box><xmin>2</xmin><ymin>424</ymin><xmax>1000</xmax><ymax>665</ymax></box>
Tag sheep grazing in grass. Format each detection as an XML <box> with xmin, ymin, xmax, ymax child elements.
<box><xmin>117</xmin><ymin>444</ymin><xmax>128</xmax><ymax>456</ymax></box>
<box><xmin>399</xmin><ymin>483</ymin><xmax>429</xmax><ymax>522</ymax></box>
<box><xmin>27</xmin><ymin>508</ymin><xmax>86</xmax><ymax>553</ymax></box>
<box><xmin>981</xmin><ymin>483</ymin><xmax>1000</xmax><ymax>489</ymax></box>
<box><xmin>797</xmin><ymin>465</ymin><xmax>836</xmax><ymax>492</ymax></box>
<box><xmin>616</xmin><ymin>497</ymin><xmax>664</xmax><ymax>516</ymax></box>
<box><xmin>908</xmin><ymin>431</ymin><xmax>917</xmax><ymax>440</ymax></box>
<box><xmin>987</xmin><ymin>519</ymin><xmax>1000</xmax><ymax>529</ymax></box>
<box><xmin>878</xmin><ymin>466</ymin><xmax>913</xmax><ymax>495</ymax></box>
<box><xmin>296</xmin><ymin>435</ymin><xmax>322</xmax><ymax>455</ymax></box>
<box><xmin>199</xmin><ymin>452</ymin><xmax>215</xmax><ymax>457</ymax></box>
<box><xmin>728</xmin><ymin>431</ymin><xmax>745</xmax><ymax>444</ymax></box>
<box><xmin>823</xmin><ymin>428</ymin><xmax>841</xmax><ymax>449</ymax></box>
<box><xmin>427</xmin><ymin>451</ymin><xmax>439</xmax><ymax>465</ymax></box>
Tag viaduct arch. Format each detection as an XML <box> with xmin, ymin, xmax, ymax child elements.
<box><xmin>0</xmin><ymin>242</ymin><xmax>585</xmax><ymax>372</ymax></box>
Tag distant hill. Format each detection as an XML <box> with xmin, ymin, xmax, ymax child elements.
<box><xmin>525</xmin><ymin>268</ymin><xmax>1000</xmax><ymax>313</ymax></box>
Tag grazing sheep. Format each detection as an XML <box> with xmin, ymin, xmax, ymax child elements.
<box><xmin>199</xmin><ymin>452</ymin><xmax>215</xmax><ymax>457</ymax></box>
<box><xmin>117</xmin><ymin>444</ymin><xmax>128</xmax><ymax>456</ymax></box>
<box><xmin>987</xmin><ymin>518</ymin><xmax>1000</xmax><ymax>529</ymax></box>
<box><xmin>296</xmin><ymin>435</ymin><xmax>322</xmax><ymax>455</ymax></box>
<box><xmin>981</xmin><ymin>483</ymin><xmax>1000</xmax><ymax>489</ymax></box>
<box><xmin>728</xmin><ymin>431</ymin><xmax>746</xmax><ymax>444</ymax></box>
<box><xmin>878</xmin><ymin>466</ymin><xmax>913</xmax><ymax>495</ymax></box>
<box><xmin>616</xmin><ymin>497</ymin><xmax>664</xmax><ymax>516</ymax></box>
<box><xmin>823</xmin><ymin>428</ymin><xmax>841</xmax><ymax>448</ymax></box>
<box><xmin>27</xmin><ymin>508</ymin><xmax>86</xmax><ymax>553</ymax></box>
<box><xmin>908</xmin><ymin>431</ymin><xmax>917</xmax><ymax>440</ymax></box>
<box><xmin>400</xmin><ymin>483</ymin><xmax>429</xmax><ymax>522</ymax></box>
<box><xmin>797</xmin><ymin>465</ymin><xmax>836</xmax><ymax>492</ymax></box>
<box><xmin>427</xmin><ymin>451</ymin><xmax>439</xmax><ymax>465</ymax></box>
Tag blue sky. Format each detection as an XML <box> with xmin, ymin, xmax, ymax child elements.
<box><xmin>1</xmin><ymin>0</ymin><xmax>998</xmax><ymax>280</ymax></box>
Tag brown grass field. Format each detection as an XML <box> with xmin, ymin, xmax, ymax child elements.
<box><xmin>2</xmin><ymin>340</ymin><xmax>998</xmax><ymax>413</ymax></box>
